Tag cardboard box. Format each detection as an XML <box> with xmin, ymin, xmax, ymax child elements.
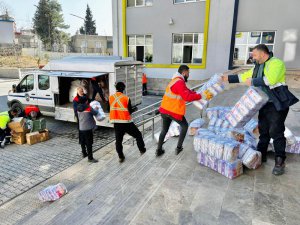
<box><xmin>11</xmin><ymin>132</ymin><xmax>26</xmax><ymax>145</ymax></box>
<box><xmin>26</xmin><ymin>130</ymin><xmax>50</xmax><ymax>145</ymax></box>
<box><xmin>26</xmin><ymin>132</ymin><xmax>40</xmax><ymax>145</ymax></box>
<box><xmin>8</xmin><ymin>117</ymin><xmax>26</xmax><ymax>133</ymax></box>
<box><xmin>39</xmin><ymin>129</ymin><xmax>49</xmax><ymax>142</ymax></box>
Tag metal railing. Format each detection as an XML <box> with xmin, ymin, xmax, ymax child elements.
<box><xmin>130</xmin><ymin>82</ymin><xmax>206</xmax><ymax>145</ymax></box>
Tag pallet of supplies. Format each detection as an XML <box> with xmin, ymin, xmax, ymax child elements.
<box><xmin>225</xmin><ymin>87</ymin><xmax>268</xmax><ymax>128</ymax></box>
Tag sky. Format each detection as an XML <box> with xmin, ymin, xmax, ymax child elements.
<box><xmin>0</xmin><ymin>0</ymin><xmax>112</xmax><ymax>36</ymax></box>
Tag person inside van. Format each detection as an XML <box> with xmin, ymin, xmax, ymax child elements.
<box><xmin>91</xmin><ymin>77</ymin><xmax>105</xmax><ymax>102</ymax></box>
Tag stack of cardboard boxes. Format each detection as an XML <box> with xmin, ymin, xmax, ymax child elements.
<box><xmin>8</xmin><ymin>117</ymin><xmax>50</xmax><ymax>145</ymax></box>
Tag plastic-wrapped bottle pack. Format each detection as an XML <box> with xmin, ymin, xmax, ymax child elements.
<box><xmin>193</xmin><ymin>74</ymin><xmax>225</xmax><ymax>110</ymax></box>
<box><xmin>197</xmin><ymin>152</ymin><xmax>243</xmax><ymax>179</ymax></box>
<box><xmin>225</xmin><ymin>87</ymin><xmax>269</xmax><ymax>128</ymax></box>
<box><xmin>38</xmin><ymin>183</ymin><xmax>68</xmax><ymax>202</ymax></box>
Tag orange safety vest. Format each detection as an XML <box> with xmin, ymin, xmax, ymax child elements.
<box><xmin>142</xmin><ymin>73</ymin><xmax>147</xmax><ymax>84</ymax></box>
<box><xmin>160</xmin><ymin>77</ymin><xmax>186</xmax><ymax>116</ymax></box>
<box><xmin>109</xmin><ymin>92</ymin><xmax>132</xmax><ymax>123</ymax></box>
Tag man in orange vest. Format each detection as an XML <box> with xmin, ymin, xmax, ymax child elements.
<box><xmin>109</xmin><ymin>82</ymin><xmax>146</xmax><ymax>163</ymax></box>
<box><xmin>157</xmin><ymin>65</ymin><xmax>213</xmax><ymax>157</ymax></box>
<box><xmin>142</xmin><ymin>73</ymin><xmax>148</xmax><ymax>96</ymax></box>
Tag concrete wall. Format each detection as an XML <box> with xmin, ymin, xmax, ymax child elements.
<box><xmin>236</xmin><ymin>0</ymin><xmax>300</xmax><ymax>69</ymax></box>
<box><xmin>126</xmin><ymin>1</ymin><xmax>206</xmax><ymax>64</ymax></box>
<box><xmin>113</xmin><ymin>0</ymin><xmax>236</xmax><ymax>80</ymax></box>
<box><xmin>0</xmin><ymin>21</ymin><xmax>14</xmax><ymax>44</ymax></box>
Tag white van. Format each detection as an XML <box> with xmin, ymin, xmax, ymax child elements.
<box><xmin>7</xmin><ymin>56</ymin><xmax>143</xmax><ymax>127</ymax></box>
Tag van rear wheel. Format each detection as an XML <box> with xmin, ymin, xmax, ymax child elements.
<box><xmin>11</xmin><ymin>102</ymin><xmax>23</xmax><ymax>115</ymax></box>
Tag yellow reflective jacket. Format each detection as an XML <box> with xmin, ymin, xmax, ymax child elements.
<box><xmin>0</xmin><ymin>111</ymin><xmax>10</xmax><ymax>130</ymax></box>
<box><xmin>240</xmin><ymin>57</ymin><xmax>286</xmax><ymax>86</ymax></box>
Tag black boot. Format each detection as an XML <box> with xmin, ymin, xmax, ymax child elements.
<box><xmin>140</xmin><ymin>148</ymin><xmax>146</xmax><ymax>155</ymax></box>
<box><xmin>175</xmin><ymin>146</ymin><xmax>183</xmax><ymax>155</ymax></box>
<box><xmin>272</xmin><ymin>157</ymin><xmax>285</xmax><ymax>176</ymax></box>
<box><xmin>156</xmin><ymin>149</ymin><xmax>165</xmax><ymax>157</ymax></box>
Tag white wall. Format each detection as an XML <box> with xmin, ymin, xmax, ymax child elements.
<box><xmin>0</xmin><ymin>21</ymin><xmax>14</xmax><ymax>44</ymax></box>
<box><xmin>236</xmin><ymin>0</ymin><xmax>300</xmax><ymax>69</ymax></box>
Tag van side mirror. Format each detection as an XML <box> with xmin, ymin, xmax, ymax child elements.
<box><xmin>12</xmin><ymin>84</ymin><xmax>16</xmax><ymax>93</ymax></box>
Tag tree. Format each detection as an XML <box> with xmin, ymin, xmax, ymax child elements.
<box><xmin>79</xmin><ymin>4</ymin><xmax>97</xmax><ymax>35</ymax></box>
<box><xmin>0</xmin><ymin>1</ymin><xmax>13</xmax><ymax>16</ymax></box>
<box><xmin>33</xmin><ymin>0</ymin><xmax>69</xmax><ymax>50</ymax></box>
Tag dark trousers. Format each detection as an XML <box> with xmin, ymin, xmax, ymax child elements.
<box><xmin>142</xmin><ymin>83</ymin><xmax>147</xmax><ymax>96</ymax></box>
<box><xmin>79</xmin><ymin>129</ymin><xmax>94</xmax><ymax>160</ymax></box>
<box><xmin>114</xmin><ymin>122</ymin><xmax>146</xmax><ymax>159</ymax></box>
<box><xmin>257</xmin><ymin>102</ymin><xmax>289</xmax><ymax>160</ymax></box>
<box><xmin>157</xmin><ymin>114</ymin><xmax>188</xmax><ymax>150</ymax></box>
<box><xmin>0</xmin><ymin>128</ymin><xmax>10</xmax><ymax>142</ymax></box>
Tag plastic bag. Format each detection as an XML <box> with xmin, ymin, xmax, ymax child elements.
<box><xmin>168</xmin><ymin>121</ymin><xmax>181</xmax><ymax>137</ymax></box>
<box><xmin>90</xmin><ymin>101</ymin><xmax>106</xmax><ymax>121</ymax></box>
<box><xmin>38</xmin><ymin>183</ymin><xmax>67</xmax><ymax>202</ymax></box>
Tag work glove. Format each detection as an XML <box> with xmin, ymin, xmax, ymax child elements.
<box><xmin>202</xmin><ymin>90</ymin><xmax>214</xmax><ymax>101</ymax></box>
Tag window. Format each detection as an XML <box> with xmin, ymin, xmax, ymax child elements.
<box><xmin>128</xmin><ymin>35</ymin><xmax>153</xmax><ymax>63</ymax></box>
<box><xmin>233</xmin><ymin>31</ymin><xmax>276</xmax><ymax>66</ymax></box>
<box><xmin>81</xmin><ymin>40</ymin><xmax>87</xmax><ymax>48</ymax></box>
<box><xmin>38</xmin><ymin>75</ymin><xmax>50</xmax><ymax>90</ymax></box>
<box><xmin>172</xmin><ymin>33</ymin><xmax>204</xmax><ymax>64</ymax></box>
<box><xmin>174</xmin><ymin>0</ymin><xmax>203</xmax><ymax>4</ymax></box>
<box><xmin>127</xmin><ymin>0</ymin><xmax>153</xmax><ymax>7</ymax></box>
<box><xmin>95</xmin><ymin>42</ymin><xmax>101</xmax><ymax>49</ymax></box>
<box><xmin>18</xmin><ymin>75</ymin><xmax>34</xmax><ymax>93</ymax></box>
<box><xmin>107</xmin><ymin>41</ymin><xmax>113</xmax><ymax>49</ymax></box>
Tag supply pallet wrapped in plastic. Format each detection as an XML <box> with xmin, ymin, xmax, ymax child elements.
<box><xmin>197</xmin><ymin>152</ymin><xmax>243</xmax><ymax>179</ymax></box>
<box><xmin>38</xmin><ymin>183</ymin><xmax>68</xmax><ymax>202</ymax></box>
<box><xmin>193</xmin><ymin>74</ymin><xmax>225</xmax><ymax>110</ymax></box>
<box><xmin>188</xmin><ymin>118</ymin><xmax>206</xmax><ymax>136</ymax></box>
<box><xmin>225</xmin><ymin>87</ymin><xmax>268</xmax><ymax>128</ymax></box>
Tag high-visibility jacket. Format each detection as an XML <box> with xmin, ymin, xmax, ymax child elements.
<box><xmin>142</xmin><ymin>74</ymin><xmax>147</xmax><ymax>84</ymax></box>
<box><xmin>160</xmin><ymin>77</ymin><xmax>186</xmax><ymax>117</ymax></box>
<box><xmin>0</xmin><ymin>111</ymin><xmax>10</xmax><ymax>130</ymax></box>
<box><xmin>239</xmin><ymin>57</ymin><xmax>286</xmax><ymax>87</ymax></box>
<box><xmin>109</xmin><ymin>92</ymin><xmax>132</xmax><ymax>123</ymax></box>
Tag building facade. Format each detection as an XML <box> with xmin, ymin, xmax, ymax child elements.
<box><xmin>0</xmin><ymin>13</ymin><xmax>15</xmax><ymax>44</ymax></box>
<box><xmin>71</xmin><ymin>34</ymin><xmax>113</xmax><ymax>55</ymax></box>
<box><xmin>112</xmin><ymin>0</ymin><xmax>300</xmax><ymax>82</ymax></box>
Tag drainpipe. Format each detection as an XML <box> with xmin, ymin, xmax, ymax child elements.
<box><xmin>228</xmin><ymin>0</ymin><xmax>239</xmax><ymax>70</ymax></box>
